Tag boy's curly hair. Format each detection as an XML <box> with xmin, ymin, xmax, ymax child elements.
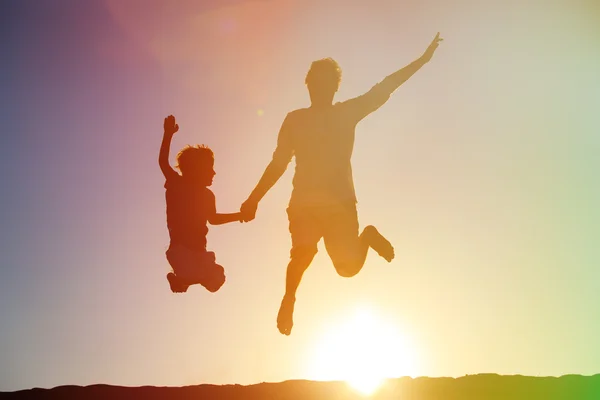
<box><xmin>175</xmin><ymin>144</ymin><xmax>214</xmax><ymax>175</ymax></box>
<box><xmin>305</xmin><ymin>57</ymin><xmax>342</xmax><ymax>91</ymax></box>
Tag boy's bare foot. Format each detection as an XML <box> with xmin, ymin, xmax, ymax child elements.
<box><xmin>277</xmin><ymin>296</ymin><xmax>295</xmax><ymax>336</ymax></box>
<box><xmin>167</xmin><ymin>272</ymin><xmax>189</xmax><ymax>293</ymax></box>
<box><xmin>364</xmin><ymin>225</ymin><xmax>395</xmax><ymax>262</ymax></box>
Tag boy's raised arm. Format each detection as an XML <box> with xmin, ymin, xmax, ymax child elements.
<box><xmin>159</xmin><ymin>115</ymin><xmax>180</xmax><ymax>180</ymax></box>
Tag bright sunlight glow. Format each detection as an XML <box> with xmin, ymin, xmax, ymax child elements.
<box><xmin>308</xmin><ymin>306</ymin><xmax>417</xmax><ymax>397</ymax></box>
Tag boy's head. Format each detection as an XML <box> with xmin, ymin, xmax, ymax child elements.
<box><xmin>305</xmin><ymin>57</ymin><xmax>342</xmax><ymax>105</ymax></box>
<box><xmin>175</xmin><ymin>144</ymin><xmax>215</xmax><ymax>186</ymax></box>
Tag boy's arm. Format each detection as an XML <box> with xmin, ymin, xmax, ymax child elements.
<box><xmin>345</xmin><ymin>32</ymin><xmax>443</xmax><ymax>123</ymax></box>
<box><xmin>159</xmin><ymin>115</ymin><xmax>180</xmax><ymax>180</ymax></box>
<box><xmin>206</xmin><ymin>190</ymin><xmax>242</xmax><ymax>225</ymax></box>
<box><xmin>240</xmin><ymin>113</ymin><xmax>294</xmax><ymax>221</ymax></box>
<box><xmin>209</xmin><ymin>212</ymin><xmax>243</xmax><ymax>225</ymax></box>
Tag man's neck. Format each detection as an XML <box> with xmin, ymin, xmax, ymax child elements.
<box><xmin>308</xmin><ymin>91</ymin><xmax>335</xmax><ymax>109</ymax></box>
<box><xmin>309</xmin><ymin>101</ymin><xmax>333</xmax><ymax>109</ymax></box>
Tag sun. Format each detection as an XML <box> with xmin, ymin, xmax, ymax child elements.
<box><xmin>307</xmin><ymin>306</ymin><xmax>417</xmax><ymax>397</ymax></box>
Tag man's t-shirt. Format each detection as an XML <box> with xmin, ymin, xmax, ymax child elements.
<box><xmin>271</xmin><ymin>81</ymin><xmax>392</xmax><ymax>209</ymax></box>
<box><xmin>164</xmin><ymin>174</ymin><xmax>215</xmax><ymax>251</ymax></box>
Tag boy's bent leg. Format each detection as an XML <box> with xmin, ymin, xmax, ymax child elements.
<box><xmin>194</xmin><ymin>251</ymin><xmax>225</xmax><ymax>293</ymax></box>
<box><xmin>200</xmin><ymin>262</ymin><xmax>226</xmax><ymax>293</ymax></box>
<box><xmin>167</xmin><ymin>272</ymin><xmax>189</xmax><ymax>293</ymax></box>
<box><xmin>166</xmin><ymin>245</ymin><xmax>192</xmax><ymax>293</ymax></box>
<box><xmin>166</xmin><ymin>245</ymin><xmax>225</xmax><ymax>293</ymax></box>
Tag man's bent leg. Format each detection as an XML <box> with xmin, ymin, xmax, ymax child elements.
<box><xmin>324</xmin><ymin>204</ymin><xmax>394</xmax><ymax>278</ymax></box>
<box><xmin>325</xmin><ymin>229</ymin><xmax>369</xmax><ymax>278</ymax></box>
<box><xmin>363</xmin><ymin>225</ymin><xmax>395</xmax><ymax>262</ymax></box>
<box><xmin>323</xmin><ymin>203</ymin><xmax>366</xmax><ymax>277</ymax></box>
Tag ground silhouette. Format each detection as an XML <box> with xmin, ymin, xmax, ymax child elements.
<box><xmin>3</xmin><ymin>374</ymin><xmax>599</xmax><ymax>399</ymax></box>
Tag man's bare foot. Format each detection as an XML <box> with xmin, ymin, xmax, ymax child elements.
<box><xmin>167</xmin><ymin>272</ymin><xmax>189</xmax><ymax>293</ymax></box>
<box><xmin>364</xmin><ymin>225</ymin><xmax>395</xmax><ymax>262</ymax></box>
<box><xmin>277</xmin><ymin>296</ymin><xmax>295</xmax><ymax>336</ymax></box>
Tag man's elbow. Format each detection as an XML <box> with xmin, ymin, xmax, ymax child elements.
<box><xmin>270</xmin><ymin>158</ymin><xmax>290</xmax><ymax>175</ymax></box>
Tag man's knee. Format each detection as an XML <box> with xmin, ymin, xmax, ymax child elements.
<box><xmin>333</xmin><ymin>261</ymin><xmax>360</xmax><ymax>278</ymax></box>
<box><xmin>290</xmin><ymin>244</ymin><xmax>318</xmax><ymax>262</ymax></box>
<box><xmin>327</xmin><ymin>245</ymin><xmax>363</xmax><ymax>278</ymax></box>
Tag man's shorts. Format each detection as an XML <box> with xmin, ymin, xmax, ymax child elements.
<box><xmin>166</xmin><ymin>243</ymin><xmax>225</xmax><ymax>293</ymax></box>
<box><xmin>286</xmin><ymin>202</ymin><xmax>360</xmax><ymax>267</ymax></box>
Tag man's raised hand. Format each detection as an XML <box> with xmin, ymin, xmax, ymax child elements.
<box><xmin>421</xmin><ymin>32</ymin><xmax>443</xmax><ymax>64</ymax></box>
<box><xmin>164</xmin><ymin>115</ymin><xmax>179</xmax><ymax>136</ymax></box>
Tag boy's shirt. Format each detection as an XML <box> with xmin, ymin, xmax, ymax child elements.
<box><xmin>164</xmin><ymin>174</ymin><xmax>216</xmax><ymax>251</ymax></box>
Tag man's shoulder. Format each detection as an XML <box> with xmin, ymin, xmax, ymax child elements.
<box><xmin>329</xmin><ymin>97</ymin><xmax>359</xmax><ymax>116</ymax></box>
<box><xmin>286</xmin><ymin>107</ymin><xmax>310</xmax><ymax>120</ymax></box>
<box><xmin>334</xmin><ymin>95</ymin><xmax>361</xmax><ymax>109</ymax></box>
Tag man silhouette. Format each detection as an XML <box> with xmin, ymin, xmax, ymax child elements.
<box><xmin>241</xmin><ymin>33</ymin><xmax>443</xmax><ymax>335</ymax></box>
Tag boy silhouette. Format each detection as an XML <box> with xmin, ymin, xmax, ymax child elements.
<box><xmin>240</xmin><ymin>33</ymin><xmax>443</xmax><ymax>335</ymax></box>
<box><xmin>160</xmin><ymin>115</ymin><xmax>242</xmax><ymax>293</ymax></box>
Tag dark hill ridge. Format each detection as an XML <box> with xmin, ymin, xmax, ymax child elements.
<box><xmin>3</xmin><ymin>374</ymin><xmax>600</xmax><ymax>399</ymax></box>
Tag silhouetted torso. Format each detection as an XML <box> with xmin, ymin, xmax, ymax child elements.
<box><xmin>274</xmin><ymin>82</ymin><xmax>391</xmax><ymax>209</ymax></box>
<box><xmin>164</xmin><ymin>175</ymin><xmax>215</xmax><ymax>251</ymax></box>
<box><xmin>288</xmin><ymin>105</ymin><xmax>356</xmax><ymax>208</ymax></box>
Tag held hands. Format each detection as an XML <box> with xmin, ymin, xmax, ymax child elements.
<box><xmin>421</xmin><ymin>32</ymin><xmax>443</xmax><ymax>64</ymax></box>
<box><xmin>240</xmin><ymin>198</ymin><xmax>258</xmax><ymax>223</ymax></box>
<box><xmin>164</xmin><ymin>115</ymin><xmax>179</xmax><ymax>136</ymax></box>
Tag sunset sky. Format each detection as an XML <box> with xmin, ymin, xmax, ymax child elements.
<box><xmin>1</xmin><ymin>0</ymin><xmax>599</xmax><ymax>392</ymax></box>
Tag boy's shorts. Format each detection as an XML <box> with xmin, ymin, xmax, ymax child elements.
<box><xmin>166</xmin><ymin>243</ymin><xmax>226</xmax><ymax>293</ymax></box>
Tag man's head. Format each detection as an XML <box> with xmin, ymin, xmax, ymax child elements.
<box><xmin>175</xmin><ymin>144</ymin><xmax>215</xmax><ymax>186</ymax></box>
<box><xmin>305</xmin><ymin>57</ymin><xmax>342</xmax><ymax>106</ymax></box>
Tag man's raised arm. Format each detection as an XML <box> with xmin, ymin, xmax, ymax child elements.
<box><xmin>382</xmin><ymin>33</ymin><xmax>443</xmax><ymax>91</ymax></box>
<box><xmin>240</xmin><ymin>114</ymin><xmax>294</xmax><ymax>222</ymax></box>
<box><xmin>346</xmin><ymin>32</ymin><xmax>443</xmax><ymax>122</ymax></box>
